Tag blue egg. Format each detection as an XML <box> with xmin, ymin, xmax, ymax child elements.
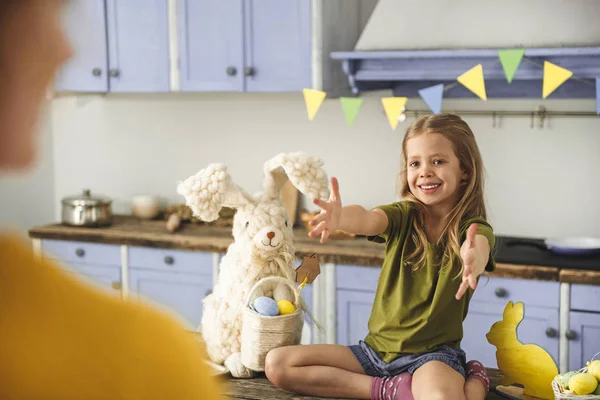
<box><xmin>253</xmin><ymin>296</ymin><xmax>279</xmax><ymax>316</ymax></box>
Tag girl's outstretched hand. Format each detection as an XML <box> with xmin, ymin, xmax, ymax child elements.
<box><xmin>456</xmin><ymin>223</ymin><xmax>485</xmax><ymax>300</ymax></box>
<box><xmin>308</xmin><ymin>177</ymin><xmax>342</xmax><ymax>244</ymax></box>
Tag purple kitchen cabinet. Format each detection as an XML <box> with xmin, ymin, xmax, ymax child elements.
<box><xmin>56</xmin><ymin>0</ymin><xmax>169</xmax><ymax>93</ymax></box>
<box><xmin>55</xmin><ymin>1</ymin><xmax>109</xmax><ymax>92</ymax></box>
<box><xmin>127</xmin><ymin>247</ymin><xmax>213</xmax><ymax>329</ymax></box>
<box><xmin>568</xmin><ymin>283</ymin><xmax>600</xmax><ymax>371</ymax></box>
<box><xmin>177</xmin><ymin>0</ymin><xmax>245</xmax><ymax>91</ymax></box>
<box><xmin>335</xmin><ymin>265</ymin><xmax>379</xmax><ymax>346</ymax></box>
<box><xmin>178</xmin><ymin>0</ymin><xmax>311</xmax><ymax>92</ymax></box>
<box><xmin>243</xmin><ymin>0</ymin><xmax>311</xmax><ymax>92</ymax></box>
<box><xmin>336</xmin><ymin>289</ymin><xmax>377</xmax><ymax>346</ymax></box>
<box><xmin>571</xmin><ymin>284</ymin><xmax>600</xmax><ymax>313</ymax></box>
<box><xmin>129</xmin><ymin>269</ymin><xmax>212</xmax><ymax>329</ymax></box>
<box><xmin>66</xmin><ymin>263</ymin><xmax>122</xmax><ymax>295</ymax></box>
<box><xmin>568</xmin><ymin>311</ymin><xmax>600</xmax><ymax>371</ymax></box>
<box><xmin>105</xmin><ymin>0</ymin><xmax>170</xmax><ymax>92</ymax></box>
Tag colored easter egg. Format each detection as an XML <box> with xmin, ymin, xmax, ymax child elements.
<box><xmin>253</xmin><ymin>296</ymin><xmax>279</xmax><ymax>316</ymax></box>
<box><xmin>277</xmin><ymin>300</ymin><xmax>295</xmax><ymax>315</ymax></box>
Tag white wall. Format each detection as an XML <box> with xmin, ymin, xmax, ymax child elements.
<box><xmin>0</xmin><ymin>108</ymin><xmax>55</xmax><ymax>236</ymax></box>
<box><xmin>50</xmin><ymin>94</ymin><xmax>600</xmax><ymax>239</ymax></box>
<box><xmin>356</xmin><ymin>0</ymin><xmax>600</xmax><ymax>50</ymax></box>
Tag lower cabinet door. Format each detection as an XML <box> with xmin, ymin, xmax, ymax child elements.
<box><xmin>129</xmin><ymin>269</ymin><xmax>212</xmax><ymax>329</ymax></box>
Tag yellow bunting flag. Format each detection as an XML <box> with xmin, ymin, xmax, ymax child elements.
<box><xmin>381</xmin><ymin>97</ymin><xmax>407</xmax><ymax>130</ymax></box>
<box><xmin>457</xmin><ymin>64</ymin><xmax>487</xmax><ymax>101</ymax></box>
<box><xmin>303</xmin><ymin>89</ymin><xmax>326</xmax><ymax>121</ymax></box>
<box><xmin>542</xmin><ymin>61</ymin><xmax>573</xmax><ymax>99</ymax></box>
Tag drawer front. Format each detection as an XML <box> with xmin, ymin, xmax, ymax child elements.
<box><xmin>473</xmin><ymin>276</ymin><xmax>559</xmax><ymax>309</ymax></box>
<box><xmin>128</xmin><ymin>246</ymin><xmax>213</xmax><ymax>275</ymax></box>
<box><xmin>335</xmin><ymin>264</ymin><xmax>380</xmax><ymax>292</ymax></box>
<box><xmin>570</xmin><ymin>284</ymin><xmax>600</xmax><ymax>313</ymax></box>
<box><xmin>42</xmin><ymin>240</ymin><xmax>121</xmax><ymax>266</ymax></box>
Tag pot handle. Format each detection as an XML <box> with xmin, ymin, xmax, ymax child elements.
<box><xmin>77</xmin><ymin>205</ymin><xmax>85</xmax><ymax>221</ymax></box>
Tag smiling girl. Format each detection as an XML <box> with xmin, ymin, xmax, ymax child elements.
<box><xmin>265</xmin><ymin>114</ymin><xmax>495</xmax><ymax>400</ymax></box>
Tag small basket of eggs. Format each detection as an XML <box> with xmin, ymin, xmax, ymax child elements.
<box><xmin>240</xmin><ymin>276</ymin><xmax>304</xmax><ymax>371</ymax></box>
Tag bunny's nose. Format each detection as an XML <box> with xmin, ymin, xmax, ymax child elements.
<box><xmin>266</xmin><ymin>232</ymin><xmax>275</xmax><ymax>240</ymax></box>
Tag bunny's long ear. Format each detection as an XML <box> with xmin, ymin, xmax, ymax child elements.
<box><xmin>177</xmin><ymin>163</ymin><xmax>253</xmax><ymax>222</ymax></box>
<box><xmin>263</xmin><ymin>152</ymin><xmax>330</xmax><ymax>201</ymax></box>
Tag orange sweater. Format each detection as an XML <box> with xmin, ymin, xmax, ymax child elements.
<box><xmin>0</xmin><ymin>235</ymin><xmax>222</xmax><ymax>399</ymax></box>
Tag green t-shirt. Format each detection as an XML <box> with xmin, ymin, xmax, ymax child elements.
<box><xmin>363</xmin><ymin>201</ymin><xmax>495</xmax><ymax>363</ymax></box>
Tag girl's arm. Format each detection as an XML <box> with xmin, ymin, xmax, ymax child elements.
<box><xmin>308</xmin><ymin>177</ymin><xmax>388</xmax><ymax>243</ymax></box>
<box><xmin>455</xmin><ymin>224</ymin><xmax>490</xmax><ymax>300</ymax></box>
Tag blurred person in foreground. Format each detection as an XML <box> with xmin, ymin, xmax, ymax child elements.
<box><xmin>0</xmin><ymin>2</ymin><xmax>222</xmax><ymax>398</ymax></box>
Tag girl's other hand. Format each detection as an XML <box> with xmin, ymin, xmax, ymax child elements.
<box><xmin>456</xmin><ymin>224</ymin><xmax>481</xmax><ymax>300</ymax></box>
<box><xmin>308</xmin><ymin>177</ymin><xmax>342</xmax><ymax>244</ymax></box>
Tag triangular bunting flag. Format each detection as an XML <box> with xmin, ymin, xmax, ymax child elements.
<box><xmin>542</xmin><ymin>61</ymin><xmax>572</xmax><ymax>99</ymax></box>
<box><xmin>418</xmin><ymin>84</ymin><xmax>444</xmax><ymax>114</ymax></box>
<box><xmin>340</xmin><ymin>97</ymin><xmax>363</xmax><ymax>126</ymax></box>
<box><xmin>381</xmin><ymin>97</ymin><xmax>407</xmax><ymax>130</ymax></box>
<box><xmin>498</xmin><ymin>49</ymin><xmax>524</xmax><ymax>83</ymax></box>
<box><xmin>596</xmin><ymin>78</ymin><xmax>600</xmax><ymax>115</ymax></box>
<box><xmin>457</xmin><ymin>64</ymin><xmax>487</xmax><ymax>100</ymax></box>
<box><xmin>303</xmin><ymin>89</ymin><xmax>326</xmax><ymax>120</ymax></box>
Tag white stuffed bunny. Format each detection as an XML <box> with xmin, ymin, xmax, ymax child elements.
<box><xmin>176</xmin><ymin>152</ymin><xmax>329</xmax><ymax>378</ymax></box>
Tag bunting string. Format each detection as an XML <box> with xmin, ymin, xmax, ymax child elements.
<box><xmin>302</xmin><ymin>48</ymin><xmax>600</xmax><ymax>129</ymax></box>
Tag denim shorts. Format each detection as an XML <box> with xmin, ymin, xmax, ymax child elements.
<box><xmin>349</xmin><ymin>340</ymin><xmax>467</xmax><ymax>378</ymax></box>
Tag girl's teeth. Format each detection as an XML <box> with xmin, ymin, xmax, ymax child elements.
<box><xmin>421</xmin><ymin>184</ymin><xmax>440</xmax><ymax>189</ymax></box>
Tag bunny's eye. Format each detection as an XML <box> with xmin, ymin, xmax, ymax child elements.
<box><xmin>245</xmin><ymin>221</ymin><xmax>249</xmax><ymax>228</ymax></box>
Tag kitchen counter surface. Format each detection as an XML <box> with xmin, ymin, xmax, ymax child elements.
<box><xmin>222</xmin><ymin>369</ymin><xmax>506</xmax><ymax>399</ymax></box>
<box><xmin>29</xmin><ymin>215</ymin><xmax>600</xmax><ymax>283</ymax></box>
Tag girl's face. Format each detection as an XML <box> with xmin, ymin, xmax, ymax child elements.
<box><xmin>0</xmin><ymin>1</ymin><xmax>72</xmax><ymax>170</ymax></box>
<box><xmin>406</xmin><ymin>132</ymin><xmax>467</xmax><ymax>212</ymax></box>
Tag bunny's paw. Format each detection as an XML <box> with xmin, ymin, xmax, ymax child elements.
<box><xmin>225</xmin><ymin>352</ymin><xmax>257</xmax><ymax>379</ymax></box>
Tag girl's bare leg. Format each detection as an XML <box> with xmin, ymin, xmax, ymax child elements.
<box><xmin>265</xmin><ymin>344</ymin><xmax>372</xmax><ymax>399</ymax></box>
<box><xmin>412</xmin><ymin>361</ymin><xmax>466</xmax><ymax>400</ymax></box>
<box><xmin>464</xmin><ymin>379</ymin><xmax>486</xmax><ymax>400</ymax></box>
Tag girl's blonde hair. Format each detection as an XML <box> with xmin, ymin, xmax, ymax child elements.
<box><xmin>397</xmin><ymin>113</ymin><xmax>487</xmax><ymax>275</ymax></box>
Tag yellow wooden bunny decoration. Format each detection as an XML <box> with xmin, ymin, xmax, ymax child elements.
<box><xmin>486</xmin><ymin>302</ymin><xmax>558</xmax><ymax>400</ymax></box>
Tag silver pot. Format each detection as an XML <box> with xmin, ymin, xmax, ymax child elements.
<box><xmin>61</xmin><ymin>189</ymin><xmax>112</xmax><ymax>227</ymax></box>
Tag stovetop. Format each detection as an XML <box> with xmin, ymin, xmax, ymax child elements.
<box><xmin>494</xmin><ymin>235</ymin><xmax>600</xmax><ymax>271</ymax></box>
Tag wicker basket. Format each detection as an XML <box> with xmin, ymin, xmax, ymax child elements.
<box><xmin>553</xmin><ymin>379</ymin><xmax>600</xmax><ymax>399</ymax></box>
<box><xmin>240</xmin><ymin>276</ymin><xmax>304</xmax><ymax>371</ymax></box>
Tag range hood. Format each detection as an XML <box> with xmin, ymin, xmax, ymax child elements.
<box><xmin>331</xmin><ymin>0</ymin><xmax>600</xmax><ymax>99</ymax></box>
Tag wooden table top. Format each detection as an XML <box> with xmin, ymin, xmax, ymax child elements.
<box><xmin>28</xmin><ymin>215</ymin><xmax>588</xmax><ymax>283</ymax></box>
<box><xmin>221</xmin><ymin>369</ymin><xmax>506</xmax><ymax>399</ymax></box>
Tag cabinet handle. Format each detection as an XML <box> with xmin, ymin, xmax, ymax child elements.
<box><xmin>111</xmin><ymin>281</ymin><xmax>122</xmax><ymax>290</ymax></box>
<box><xmin>494</xmin><ymin>288</ymin><xmax>507</xmax><ymax>298</ymax></box>
<box><xmin>109</xmin><ymin>69</ymin><xmax>120</xmax><ymax>78</ymax></box>
<box><xmin>244</xmin><ymin>67</ymin><xmax>256</xmax><ymax>77</ymax></box>
<box><xmin>565</xmin><ymin>330</ymin><xmax>577</xmax><ymax>341</ymax></box>
<box><xmin>226</xmin><ymin>66</ymin><xmax>237</xmax><ymax>76</ymax></box>
<box><xmin>164</xmin><ymin>255</ymin><xmax>174</xmax><ymax>265</ymax></box>
<box><xmin>545</xmin><ymin>327</ymin><xmax>557</xmax><ymax>338</ymax></box>
<box><xmin>75</xmin><ymin>248</ymin><xmax>85</xmax><ymax>258</ymax></box>
<box><xmin>92</xmin><ymin>68</ymin><xmax>102</xmax><ymax>77</ymax></box>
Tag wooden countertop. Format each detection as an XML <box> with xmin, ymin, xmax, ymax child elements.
<box><xmin>29</xmin><ymin>215</ymin><xmax>600</xmax><ymax>283</ymax></box>
<box><xmin>222</xmin><ymin>369</ymin><xmax>506</xmax><ymax>399</ymax></box>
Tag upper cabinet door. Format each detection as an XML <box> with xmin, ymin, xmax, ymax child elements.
<box><xmin>55</xmin><ymin>1</ymin><xmax>108</xmax><ymax>92</ymax></box>
<box><xmin>177</xmin><ymin>0</ymin><xmax>244</xmax><ymax>91</ymax></box>
<box><xmin>105</xmin><ymin>0</ymin><xmax>170</xmax><ymax>92</ymax></box>
<box><xmin>243</xmin><ymin>0</ymin><xmax>311</xmax><ymax>92</ymax></box>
